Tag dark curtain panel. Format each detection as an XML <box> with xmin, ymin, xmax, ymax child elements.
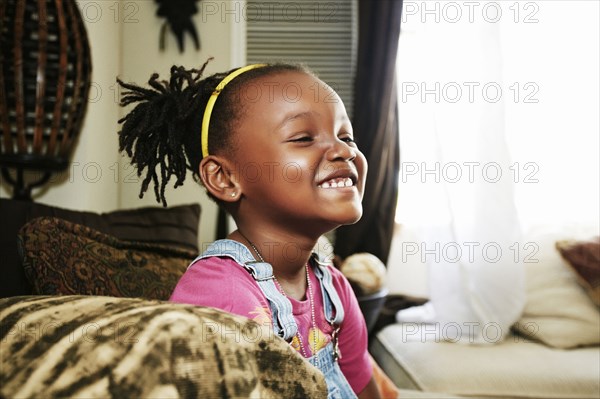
<box><xmin>335</xmin><ymin>0</ymin><xmax>403</xmax><ymax>265</ymax></box>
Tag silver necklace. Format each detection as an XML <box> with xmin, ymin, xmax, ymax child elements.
<box><xmin>240</xmin><ymin>233</ymin><xmax>319</xmax><ymax>362</ymax></box>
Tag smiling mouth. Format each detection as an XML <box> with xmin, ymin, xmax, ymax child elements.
<box><xmin>318</xmin><ymin>177</ymin><xmax>355</xmax><ymax>189</ymax></box>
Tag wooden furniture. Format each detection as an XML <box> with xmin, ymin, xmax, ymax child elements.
<box><xmin>0</xmin><ymin>0</ymin><xmax>92</xmax><ymax>199</ymax></box>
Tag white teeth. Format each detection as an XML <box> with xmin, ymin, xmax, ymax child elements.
<box><xmin>319</xmin><ymin>177</ymin><xmax>354</xmax><ymax>188</ymax></box>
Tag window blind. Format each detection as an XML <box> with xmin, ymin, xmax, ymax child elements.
<box><xmin>246</xmin><ymin>0</ymin><xmax>358</xmax><ymax>117</ymax></box>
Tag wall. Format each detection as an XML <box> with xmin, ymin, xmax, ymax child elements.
<box><xmin>117</xmin><ymin>1</ymin><xmax>240</xmax><ymax>245</ymax></box>
<box><xmin>1</xmin><ymin>0</ymin><xmax>245</xmax><ymax>244</ymax></box>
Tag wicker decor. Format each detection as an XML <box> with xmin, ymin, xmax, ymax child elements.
<box><xmin>0</xmin><ymin>0</ymin><xmax>92</xmax><ymax>199</ymax></box>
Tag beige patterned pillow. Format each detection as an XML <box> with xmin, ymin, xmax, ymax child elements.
<box><xmin>556</xmin><ymin>238</ymin><xmax>600</xmax><ymax>306</ymax></box>
<box><xmin>0</xmin><ymin>295</ymin><xmax>327</xmax><ymax>398</ymax></box>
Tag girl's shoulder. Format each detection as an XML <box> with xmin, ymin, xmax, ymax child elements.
<box><xmin>171</xmin><ymin>254</ymin><xmax>267</xmax><ymax>312</ymax></box>
<box><xmin>188</xmin><ymin>254</ymin><xmax>249</xmax><ymax>272</ymax></box>
<box><xmin>196</xmin><ymin>239</ymin><xmax>256</xmax><ymax>265</ymax></box>
<box><xmin>186</xmin><ymin>255</ymin><xmax>262</xmax><ymax>289</ymax></box>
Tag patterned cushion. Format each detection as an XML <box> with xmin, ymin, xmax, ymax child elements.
<box><xmin>556</xmin><ymin>238</ymin><xmax>600</xmax><ymax>306</ymax></box>
<box><xmin>1</xmin><ymin>198</ymin><xmax>200</xmax><ymax>297</ymax></box>
<box><xmin>0</xmin><ymin>295</ymin><xmax>327</xmax><ymax>398</ymax></box>
<box><xmin>19</xmin><ymin>217</ymin><xmax>195</xmax><ymax>300</ymax></box>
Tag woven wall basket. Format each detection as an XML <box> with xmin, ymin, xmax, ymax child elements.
<box><xmin>0</xmin><ymin>0</ymin><xmax>92</xmax><ymax>198</ymax></box>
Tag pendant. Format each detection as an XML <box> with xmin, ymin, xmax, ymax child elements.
<box><xmin>331</xmin><ymin>326</ymin><xmax>341</xmax><ymax>362</ymax></box>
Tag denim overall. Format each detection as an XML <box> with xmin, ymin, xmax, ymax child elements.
<box><xmin>196</xmin><ymin>239</ymin><xmax>357</xmax><ymax>399</ymax></box>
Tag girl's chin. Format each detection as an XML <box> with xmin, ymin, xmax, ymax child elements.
<box><xmin>334</xmin><ymin>209</ymin><xmax>363</xmax><ymax>226</ymax></box>
<box><xmin>344</xmin><ymin>215</ymin><xmax>363</xmax><ymax>225</ymax></box>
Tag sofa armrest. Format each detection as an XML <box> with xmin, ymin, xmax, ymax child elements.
<box><xmin>0</xmin><ymin>295</ymin><xmax>327</xmax><ymax>398</ymax></box>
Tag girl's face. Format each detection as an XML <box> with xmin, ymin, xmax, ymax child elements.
<box><xmin>229</xmin><ymin>71</ymin><xmax>367</xmax><ymax>235</ymax></box>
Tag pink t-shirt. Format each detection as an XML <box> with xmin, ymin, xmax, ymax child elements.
<box><xmin>170</xmin><ymin>256</ymin><xmax>372</xmax><ymax>394</ymax></box>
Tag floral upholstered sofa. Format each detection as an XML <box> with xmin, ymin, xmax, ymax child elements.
<box><xmin>370</xmin><ymin>227</ymin><xmax>600</xmax><ymax>399</ymax></box>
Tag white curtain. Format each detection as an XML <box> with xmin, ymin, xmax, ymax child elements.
<box><xmin>394</xmin><ymin>1</ymin><xmax>599</xmax><ymax>343</ymax></box>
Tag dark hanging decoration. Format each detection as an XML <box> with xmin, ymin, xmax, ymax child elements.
<box><xmin>0</xmin><ymin>0</ymin><xmax>92</xmax><ymax>200</ymax></box>
<box><xmin>155</xmin><ymin>0</ymin><xmax>201</xmax><ymax>53</ymax></box>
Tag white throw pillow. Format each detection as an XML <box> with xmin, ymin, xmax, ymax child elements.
<box><xmin>513</xmin><ymin>226</ymin><xmax>600</xmax><ymax>348</ymax></box>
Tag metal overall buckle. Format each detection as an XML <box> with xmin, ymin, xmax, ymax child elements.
<box><xmin>331</xmin><ymin>325</ymin><xmax>341</xmax><ymax>362</ymax></box>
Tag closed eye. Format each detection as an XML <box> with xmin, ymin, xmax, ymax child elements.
<box><xmin>288</xmin><ymin>136</ymin><xmax>313</xmax><ymax>143</ymax></box>
<box><xmin>339</xmin><ymin>134</ymin><xmax>355</xmax><ymax>144</ymax></box>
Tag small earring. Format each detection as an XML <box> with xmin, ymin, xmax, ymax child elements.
<box><xmin>231</xmin><ymin>192</ymin><xmax>236</xmax><ymax>197</ymax></box>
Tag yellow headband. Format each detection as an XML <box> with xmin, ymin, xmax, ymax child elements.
<box><xmin>201</xmin><ymin>63</ymin><xmax>267</xmax><ymax>158</ymax></box>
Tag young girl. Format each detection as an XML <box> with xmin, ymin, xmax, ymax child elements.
<box><xmin>118</xmin><ymin>59</ymin><xmax>380</xmax><ymax>398</ymax></box>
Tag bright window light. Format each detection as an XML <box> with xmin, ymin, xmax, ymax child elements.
<box><xmin>395</xmin><ymin>1</ymin><xmax>599</xmax><ymax>232</ymax></box>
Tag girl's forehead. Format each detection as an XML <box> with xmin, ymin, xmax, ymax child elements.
<box><xmin>247</xmin><ymin>71</ymin><xmax>332</xmax><ymax>97</ymax></box>
<box><xmin>253</xmin><ymin>69</ymin><xmax>318</xmax><ymax>84</ymax></box>
<box><xmin>239</xmin><ymin>71</ymin><xmax>341</xmax><ymax>110</ymax></box>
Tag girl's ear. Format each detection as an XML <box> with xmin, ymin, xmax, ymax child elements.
<box><xmin>199</xmin><ymin>156</ymin><xmax>241</xmax><ymax>202</ymax></box>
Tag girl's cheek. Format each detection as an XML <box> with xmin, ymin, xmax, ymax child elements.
<box><xmin>287</xmin><ymin>158</ymin><xmax>315</xmax><ymax>176</ymax></box>
<box><xmin>357</xmin><ymin>152</ymin><xmax>368</xmax><ymax>176</ymax></box>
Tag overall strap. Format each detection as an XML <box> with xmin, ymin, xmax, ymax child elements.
<box><xmin>311</xmin><ymin>254</ymin><xmax>345</xmax><ymax>326</ymax></box>
<box><xmin>193</xmin><ymin>239</ymin><xmax>298</xmax><ymax>341</ymax></box>
<box><xmin>243</xmin><ymin>260</ymin><xmax>298</xmax><ymax>341</ymax></box>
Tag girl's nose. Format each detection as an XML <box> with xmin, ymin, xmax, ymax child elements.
<box><xmin>325</xmin><ymin>138</ymin><xmax>357</xmax><ymax>162</ymax></box>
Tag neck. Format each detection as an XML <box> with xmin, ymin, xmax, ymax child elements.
<box><xmin>230</xmin><ymin>225</ymin><xmax>317</xmax><ymax>284</ymax></box>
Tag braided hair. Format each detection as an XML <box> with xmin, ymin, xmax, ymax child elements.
<box><xmin>117</xmin><ymin>58</ymin><xmax>311</xmax><ymax>206</ymax></box>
